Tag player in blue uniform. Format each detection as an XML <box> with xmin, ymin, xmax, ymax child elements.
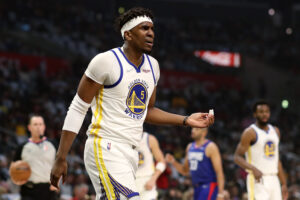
<box><xmin>166</xmin><ymin>128</ymin><xmax>225</xmax><ymax>200</ymax></box>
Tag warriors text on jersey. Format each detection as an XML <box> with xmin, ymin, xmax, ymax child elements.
<box><xmin>246</xmin><ymin>124</ymin><xmax>279</xmax><ymax>175</ymax></box>
<box><xmin>85</xmin><ymin>47</ymin><xmax>160</xmax><ymax>146</ymax></box>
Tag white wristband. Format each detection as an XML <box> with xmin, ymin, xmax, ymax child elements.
<box><xmin>62</xmin><ymin>94</ymin><xmax>90</xmax><ymax>134</ymax></box>
<box><xmin>156</xmin><ymin>162</ymin><xmax>166</xmax><ymax>172</ymax></box>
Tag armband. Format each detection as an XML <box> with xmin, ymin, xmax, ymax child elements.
<box><xmin>183</xmin><ymin>116</ymin><xmax>189</xmax><ymax>126</ymax></box>
<box><xmin>62</xmin><ymin>94</ymin><xmax>90</xmax><ymax>134</ymax></box>
<box><xmin>156</xmin><ymin>162</ymin><xmax>166</xmax><ymax>172</ymax></box>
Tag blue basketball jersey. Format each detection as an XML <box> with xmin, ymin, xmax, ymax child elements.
<box><xmin>188</xmin><ymin>140</ymin><xmax>217</xmax><ymax>185</ymax></box>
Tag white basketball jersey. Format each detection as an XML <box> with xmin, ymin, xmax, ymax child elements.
<box><xmin>245</xmin><ymin>124</ymin><xmax>279</xmax><ymax>175</ymax></box>
<box><xmin>85</xmin><ymin>47</ymin><xmax>159</xmax><ymax>147</ymax></box>
<box><xmin>136</xmin><ymin>132</ymin><xmax>155</xmax><ymax>177</ymax></box>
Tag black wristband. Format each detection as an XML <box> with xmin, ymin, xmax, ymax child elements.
<box><xmin>183</xmin><ymin>116</ymin><xmax>189</xmax><ymax>126</ymax></box>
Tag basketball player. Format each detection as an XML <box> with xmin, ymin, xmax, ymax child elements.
<box><xmin>234</xmin><ymin>100</ymin><xmax>288</xmax><ymax>200</ymax></box>
<box><xmin>135</xmin><ymin>132</ymin><xmax>166</xmax><ymax>200</ymax></box>
<box><xmin>166</xmin><ymin>128</ymin><xmax>225</xmax><ymax>200</ymax></box>
<box><xmin>50</xmin><ymin>7</ymin><xmax>214</xmax><ymax>200</ymax></box>
<box><xmin>10</xmin><ymin>115</ymin><xmax>57</xmax><ymax>200</ymax></box>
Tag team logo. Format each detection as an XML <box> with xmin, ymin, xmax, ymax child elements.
<box><xmin>264</xmin><ymin>141</ymin><xmax>275</xmax><ymax>158</ymax></box>
<box><xmin>125</xmin><ymin>80</ymin><xmax>148</xmax><ymax>119</ymax></box>
<box><xmin>138</xmin><ymin>152</ymin><xmax>144</xmax><ymax>166</ymax></box>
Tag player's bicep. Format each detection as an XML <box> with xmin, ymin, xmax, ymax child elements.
<box><xmin>183</xmin><ymin>144</ymin><xmax>191</xmax><ymax>172</ymax></box>
<box><xmin>150</xmin><ymin>135</ymin><xmax>165</xmax><ymax>163</ymax></box>
<box><xmin>235</xmin><ymin>129</ymin><xmax>255</xmax><ymax>156</ymax></box>
<box><xmin>77</xmin><ymin>74</ymin><xmax>103</xmax><ymax>104</ymax></box>
<box><xmin>274</xmin><ymin>126</ymin><xmax>281</xmax><ymax>139</ymax></box>
<box><xmin>208</xmin><ymin>143</ymin><xmax>223</xmax><ymax>174</ymax></box>
<box><xmin>148</xmin><ymin>87</ymin><xmax>157</xmax><ymax>109</ymax></box>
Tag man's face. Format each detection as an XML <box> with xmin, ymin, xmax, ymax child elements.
<box><xmin>254</xmin><ymin>104</ymin><xmax>270</xmax><ymax>125</ymax></box>
<box><xmin>191</xmin><ymin>128</ymin><xmax>207</xmax><ymax>140</ymax></box>
<box><xmin>28</xmin><ymin>116</ymin><xmax>45</xmax><ymax>138</ymax></box>
<box><xmin>128</xmin><ymin>21</ymin><xmax>154</xmax><ymax>54</ymax></box>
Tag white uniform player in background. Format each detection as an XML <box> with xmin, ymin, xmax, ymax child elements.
<box><xmin>136</xmin><ymin>132</ymin><xmax>166</xmax><ymax>200</ymax></box>
<box><xmin>234</xmin><ymin>100</ymin><xmax>288</xmax><ymax>200</ymax></box>
<box><xmin>50</xmin><ymin>7</ymin><xmax>214</xmax><ymax>200</ymax></box>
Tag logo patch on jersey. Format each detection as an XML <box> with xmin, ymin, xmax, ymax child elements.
<box><xmin>138</xmin><ymin>151</ymin><xmax>144</xmax><ymax>166</ymax></box>
<box><xmin>264</xmin><ymin>141</ymin><xmax>275</xmax><ymax>158</ymax></box>
<box><xmin>107</xmin><ymin>142</ymin><xmax>111</xmax><ymax>150</ymax></box>
<box><xmin>124</xmin><ymin>80</ymin><xmax>148</xmax><ymax>119</ymax></box>
<box><xmin>142</xmin><ymin>69</ymin><xmax>151</xmax><ymax>73</ymax></box>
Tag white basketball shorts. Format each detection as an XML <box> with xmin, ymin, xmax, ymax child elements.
<box><xmin>135</xmin><ymin>175</ymin><xmax>158</xmax><ymax>200</ymax></box>
<box><xmin>247</xmin><ymin>174</ymin><xmax>282</xmax><ymax>200</ymax></box>
<box><xmin>84</xmin><ymin>136</ymin><xmax>140</xmax><ymax>200</ymax></box>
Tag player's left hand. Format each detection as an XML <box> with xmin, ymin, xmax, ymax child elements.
<box><xmin>145</xmin><ymin>179</ymin><xmax>155</xmax><ymax>190</ymax></box>
<box><xmin>186</xmin><ymin>113</ymin><xmax>214</xmax><ymax>128</ymax></box>
<box><xmin>49</xmin><ymin>184</ymin><xmax>59</xmax><ymax>192</ymax></box>
<box><xmin>281</xmin><ymin>185</ymin><xmax>288</xmax><ymax>200</ymax></box>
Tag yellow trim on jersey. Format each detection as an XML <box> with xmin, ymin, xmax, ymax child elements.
<box><xmin>249</xmin><ymin>174</ymin><xmax>255</xmax><ymax>200</ymax></box>
<box><xmin>95</xmin><ymin>137</ymin><xmax>116</xmax><ymax>199</ymax></box>
<box><xmin>247</xmin><ymin>148</ymin><xmax>254</xmax><ymax>200</ymax></box>
<box><xmin>91</xmin><ymin>87</ymin><xmax>116</xmax><ymax>200</ymax></box>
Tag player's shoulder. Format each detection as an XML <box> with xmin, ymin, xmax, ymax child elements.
<box><xmin>91</xmin><ymin>49</ymin><xmax>116</xmax><ymax>62</ymax></box>
<box><xmin>243</xmin><ymin>125</ymin><xmax>256</xmax><ymax>135</ymax></box>
<box><xmin>186</xmin><ymin>142</ymin><xmax>193</xmax><ymax>151</ymax></box>
<box><xmin>270</xmin><ymin>124</ymin><xmax>279</xmax><ymax>132</ymax></box>
<box><xmin>148</xmin><ymin>134</ymin><xmax>159</xmax><ymax>144</ymax></box>
<box><xmin>269</xmin><ymin>124</ymin><xmax>280</xmax><ymax>137</ymax></box>
<box><xmin>146</xmin><ymin>55</ymin><xmax>159</xmax><ymax>66</ymax></box>
<box><xmin>206</xmin><ymin>141</ymin><xmax>220</xmax><ymax>152</ymax></box>
<box><xmin>207</xmin><ymin>140</ymin><xmax>218</xmax><ymax>148</ymax></box>
<box><xmin>240</xmin><ymin>125</ymin><xmax>257</xmax><ymax>142</ymax></box>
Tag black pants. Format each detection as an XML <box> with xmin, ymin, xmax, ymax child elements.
<box><xmin>21</xmin><ymin>182</ymin><xmax>58</xmax><ymax>200</ymax></box>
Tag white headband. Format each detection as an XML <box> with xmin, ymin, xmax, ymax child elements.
<box><xmin>121</xmin><ymin>16</ymin><xmax>153</xmax><ymax>38</ymax></box>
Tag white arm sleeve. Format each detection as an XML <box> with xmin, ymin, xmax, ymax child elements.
<box><xmin>62</xmin><ymin>94</ymin><xmax>91</xmax><ymax>134</ymax></box>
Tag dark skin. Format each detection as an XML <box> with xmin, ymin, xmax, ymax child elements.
<box><xmin>50</xmin><ymin>20</ymin><xmax>214</xmax><ymax>189</ymax></box>
<box><xmin>234</xmin><ymin>104</ymin><xmax>288</xmax><ymax>200</ymax></box>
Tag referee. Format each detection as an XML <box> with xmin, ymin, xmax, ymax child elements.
<box><xmin>10</xmin><ymin>115</ymin><xmax>57</xmax><ymax>200</ymax></box>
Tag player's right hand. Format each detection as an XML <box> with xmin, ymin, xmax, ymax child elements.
<box><xmin>186</xmin><ymin>112</ymin><xmax>214</xmax><ymax>128</ymax></box>
<box><xmin>252</xmin><ymin>167</ymin><xmax>263</xmax><ymax>182</ymax></box>
<box><xmin>50</xmin><ymin>157</ymin><xmax>67</xmax><ymax>190</ymax></box>
<box><xmin>165</xmin><ymin>153</ymin><xmax>175</xmax><ymax>164</ymax></box>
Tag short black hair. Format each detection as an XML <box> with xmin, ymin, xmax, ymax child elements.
<box><xmin>28</xmin><ymin>114</ymin><xmax>44</xmax><ymax>124</ymax></box>
<box><xmin>252</xmin><ymin>100</ymin><xmax>270</xmax><ymax>112</ymax></box>
<box><xmin>115</xmin><ymin>7</ymin><xmax>154</xmax><ymax>32</ymax></box>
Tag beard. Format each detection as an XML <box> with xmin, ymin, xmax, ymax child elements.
<box><xmin>257</xmin><ymin>119</ymin><xmax>268</xmax><ymax>126</ymax></box>
<box><xmin>143</xmin><ymin>48</ymin><xmax>152</xmax><ymax>54</ymax></box>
